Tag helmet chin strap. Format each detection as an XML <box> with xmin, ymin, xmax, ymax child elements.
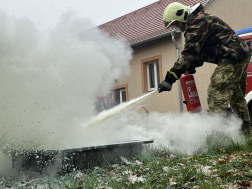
<box><xmin>189</xmin><ymin>2</ymin><xmax>200</xmax><ymax>14</ymax></box>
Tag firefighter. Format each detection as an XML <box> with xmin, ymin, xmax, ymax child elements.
<box><xmin>158</xmin><ymin>2</ymin><xmax>252</xmax><ymax>134</ymax></box>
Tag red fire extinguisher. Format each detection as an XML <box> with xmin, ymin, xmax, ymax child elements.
<box><xmin>180</xmin><ymin>74</ymin><xmax>202</xmax><ymax>112</ymax></box>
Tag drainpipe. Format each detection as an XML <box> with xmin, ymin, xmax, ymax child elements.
<box><xmin>171</xmin><ymin>32</ymin><xmax>183</xmax><ymax>113</ymax></box>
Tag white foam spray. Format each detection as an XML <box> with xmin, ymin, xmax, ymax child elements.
<box><xmin>85</xmin><ymin>90</ymin><xmax>157</xmax><ymax>127</ymax></box>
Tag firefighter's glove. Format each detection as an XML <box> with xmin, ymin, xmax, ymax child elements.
<box><xmin>158</xmin><ymin>80</ymin><xmax>172</xmax><ymax>93</ymax></box>
<box><xmin>158</xmin><ymin>70</ymin><xmax>178</xmax><ymax>93</ymax></box>
<box><xmin>185</xmin><ymin>68</ymin><xmax>196</xmax><ymax>74</ymax></box>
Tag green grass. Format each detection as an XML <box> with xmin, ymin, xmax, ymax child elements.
<box><xmin>2</xmin><ymin>133</ymin><xmax>252</xmax><ymax>188</ymax></box>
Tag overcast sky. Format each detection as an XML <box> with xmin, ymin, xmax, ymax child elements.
<box><xmin>0</xmin><ymin>0</ymin><xmax>158</xmax><ymax>30</ymax></box>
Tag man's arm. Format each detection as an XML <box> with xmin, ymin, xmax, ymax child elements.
<box><xmin>158</xmin><ymin>17</ymin><xmax>210</xmax><ymax>93</ymax></box>
<box><xmin>173</xmin><ymin>17</ymin><xmax>211</xmax><ymax>75</ymax></box>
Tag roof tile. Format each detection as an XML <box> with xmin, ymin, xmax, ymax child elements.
<box><xmin>98</xmin><ymin>0</ymin><xmax>209</xmax><ymax>45</ymax></box>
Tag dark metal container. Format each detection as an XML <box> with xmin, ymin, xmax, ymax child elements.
<box><xmin>11</xmin><ymin>139</ymin><xmax>153</xmax><ymax>174</ymax></box>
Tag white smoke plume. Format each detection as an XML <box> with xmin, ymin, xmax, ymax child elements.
<box><xmin>81</xmin><ymin>106</ymin><xmax>243</xmax><ymax>154</ymax></box>
<box><xmin>0</xmin><ymin>10</ymin><xmax>132</xmax><ymax>151</ymax></box>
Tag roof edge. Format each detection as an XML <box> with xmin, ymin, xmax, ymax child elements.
<box><xmin>130</xmin><ymin>31</ymin><xmax>181</xmax><ymax>50</ymax></box>
<box><xmin>130</xmin><ymin>31</ymin><xmax>175</xmax><ymax>46</ymax></box>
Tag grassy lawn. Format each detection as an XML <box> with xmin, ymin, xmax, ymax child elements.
<box><xmin>1</xmin><ymin>133</ymin><xmax>252</xmax><ymax>189</ymax></box>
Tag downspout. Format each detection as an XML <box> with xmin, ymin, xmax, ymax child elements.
<box><xmin>171</xmin><ymin>31</ymin><xmax>183</xmax><ymax>113</ymax></box>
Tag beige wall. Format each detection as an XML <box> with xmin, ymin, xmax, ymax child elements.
<box><xmin>114</xmin><ymin>0</ymin><xmax>252</xmax><ymax>114</ymax></box>
<box><xmin>115</xmin><ymin>38</ymin><xmax>185</xmax><ymax>114</ymax></box>
<box><xmin>205</xmin><ymin>0</ymin><xmax>252</xmax><ymax>31</ymax></box>
<box><xmin>131</xmin><ymin>38</ymin><xmax>184</xmax><ymax>113</ymax></box>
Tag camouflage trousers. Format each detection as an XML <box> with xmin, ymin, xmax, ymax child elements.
<box><xmin>207</xmin><ymin>56</ymin><xmax>251</xmax><ymax>133</ymax></box>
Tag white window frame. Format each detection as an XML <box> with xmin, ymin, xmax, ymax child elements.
<box><xmin>147</xmin><ymin>62</ymin><xmax>159</xmax><ymax>91</ymax></box>
<box><xmin>120</xmin><ymin>89</ymin><xmax>126</xmax><ymax>103</ymax></box>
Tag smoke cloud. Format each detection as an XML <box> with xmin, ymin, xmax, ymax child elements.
<box><xmin>0</xmin><ymin>10</ymin><xmax>132</xmax><ymax>151</ymax></box>
<box><xmin>81</xmin><ymin>106</ymin><xmax>243</xmax><ymax>154</ymax></box>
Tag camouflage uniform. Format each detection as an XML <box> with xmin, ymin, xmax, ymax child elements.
<box><xmin>207</xmin><ymin>56</ymin><xmax>250</xmax><ymax>132</ymax></box>
<box><xmin>170</xmin><ymin>3</ymin><xmax>252</xmax><ymax>132</ymax></box>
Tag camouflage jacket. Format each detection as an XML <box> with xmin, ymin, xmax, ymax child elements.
<box><xmin>173</xmin><ymin>3</ymin><xmax>252</xmax><ymax>76</ymax></box>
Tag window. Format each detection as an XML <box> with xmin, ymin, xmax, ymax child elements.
<box><xmin>147</xmin><ymin>62</ymin><xmax>160</xmax><ymax>91</ymax></box>
<box><xmin>120</xmin><ymin>89</ymin><xmax>126</xmax><ymax>103</ymax></box>
<box><xmin>141</xmin><ymin>55</ymin><xmax>163</xmax><ymax>92</ymax></box>
<box><xmin>108</xmin><ymin>84</ymin><xmax>128</xmax><ymax>109</ymax></box>
<box><xmin>113</xmin><ymin>89</ymin><xmax>127</xmax><ymax>104</ymax></box>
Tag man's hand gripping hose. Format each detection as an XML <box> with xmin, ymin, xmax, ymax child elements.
<box><xmin>158</xmin><ymin>70</ymin><xmax>178</xmax><ymax>93</ymax></box>
<box><xmin>158</xmin><ymin>81</ymin><xmax>172</xmax><ymax>93</ymax></box>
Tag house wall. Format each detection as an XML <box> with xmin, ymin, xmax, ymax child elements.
<box><xmin>114</xmin><ymin>0</ymin><xmax>252</xmax><ymax>114</ymax></box>
<box><xmin>205</xmin><ymin>0</ymin><xmax>252</xmax><ymax>31</ymax></box>
<box><xmin>116</xmin><ymin>37</ymin><xmax>184</xmax><ymax>113</ymax></box>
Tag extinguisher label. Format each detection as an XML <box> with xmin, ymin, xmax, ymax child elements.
<box><xmin>185</xmin><ymin>80</ymin><xmax>200</xmax><ymax>104</ymax></box>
